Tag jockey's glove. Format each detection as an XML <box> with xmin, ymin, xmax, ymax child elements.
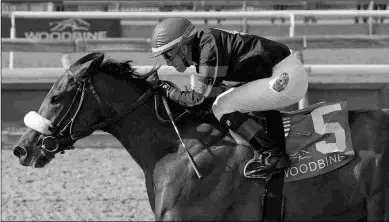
<box><xmin>149</xmin><ymin>80</ymin><xmax>206</xmax><ymax>108</ymax></box>
<box><xmin>149</xmin><ymin>80</ymin><xmax>178</xmax><ymax>98</ymax></box>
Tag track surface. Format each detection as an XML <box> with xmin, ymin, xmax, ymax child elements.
<box><xmin>2</xmin><ymin>149</ymin><xmax>154</xmax><ymax>221</ymax></box>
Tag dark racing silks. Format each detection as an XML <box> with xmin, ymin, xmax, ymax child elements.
<box><xmin>173</xmin><ymin>28</ymin><xmax>292</xmax><ymax>107</ymax></box>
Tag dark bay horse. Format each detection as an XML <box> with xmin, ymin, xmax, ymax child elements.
<box><xmin>13</xmin><ymin>53</ymin><xmax>389</xmax><ymax>221</ymax></box>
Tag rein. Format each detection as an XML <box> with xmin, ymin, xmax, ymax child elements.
<box><xmin>154</xmin><ymin>94</ymin><xmax>187</xmax><ymax>124</ymax></box>
<box><xmin>72</xmin><ymin>88</ymin><xmax>154</xmax><ymax>141</ymax></box>
<box><xmin>41</xmin><ymin>72</ymin><xmax>155</xmax><ymax>155</ymax></box>
<box><xmin>42</xmin><ymin>68</ymin><xmax>202</xmax><ymax>178</ymax></box>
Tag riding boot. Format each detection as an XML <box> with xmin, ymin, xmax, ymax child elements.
<box><xmin>220</xmin><ymin>111</ymin><xmax>290</xmax><ymax>178</ymax></box>
<box><xmin>246</xmin><ymin>126</ymin><xmax>290</xmax><ymax>177</ymax></box>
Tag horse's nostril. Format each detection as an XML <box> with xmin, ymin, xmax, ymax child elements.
<box><xmin>13</xmin><ymin>146</ymin><xmax>27</xmax><ymax>158</ymax></box>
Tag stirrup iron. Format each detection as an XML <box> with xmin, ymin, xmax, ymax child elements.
<box><xmin>244</xmin><ymin>150</ymin><xmax>269</xmax><ymax>180</ymax></box>
<box><xmin>243</xmin><ymin>150</ymin><xmax>284</xmax><ymax>181</ymax></box>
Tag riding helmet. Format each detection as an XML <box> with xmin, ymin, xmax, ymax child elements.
<box><xmin>150</xmin><ymin>17</ymin><xmax>197</xmax><ymax>57</ymax></box>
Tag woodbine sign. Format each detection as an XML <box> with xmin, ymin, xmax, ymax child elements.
<box><xmin>16</xmin><ymin>18</ymin><xmax>121</xmax><ymax>40</ymax></box>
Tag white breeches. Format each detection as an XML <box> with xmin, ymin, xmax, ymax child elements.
<box><xmin>212</xmin><ymin>54</ymin><xmax>308</xmax><ymax>121</ymax></box>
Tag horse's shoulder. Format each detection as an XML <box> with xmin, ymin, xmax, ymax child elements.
<box><xmin>185</xmin><ymin>120</ymin><xmax>237</xmax><ymax>146</ymax></box>
<box><xmin>181</xmin><ymin>121</ymin><xmax>251</xmax><ymax>171</ymax></box>
<box><xmin>154</xmin><ymin>121</ymin><xmax>244</xmax><ymax>185</ymax></box>
<box><xmin>152</xmin><ymin>124</ymin><xmax>250</xmax><ymax>220</ymax></box>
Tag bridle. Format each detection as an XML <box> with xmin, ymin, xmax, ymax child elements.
<box><xmin>41</xmin><ymin>70</ymin><xmax>156</xmax><ymax>155</ymax></box>
<box><xmin>39</xmin><ymin>67</ymin><xmax>202</xmax><ymax>178</ymax></box>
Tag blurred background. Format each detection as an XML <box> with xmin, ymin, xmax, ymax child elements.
<box><xmin>1</xmin><ymin>0</ymin><xmax>389</xmax><ymax>136</ymax></box>
<box><xmin>1</xmin><ymin>1</ymin><xmax>389</xmax><ymax>221</ymax></box>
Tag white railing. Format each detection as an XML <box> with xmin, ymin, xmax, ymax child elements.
<box><xmin>3</xmin><ymin>65</ymin><xmax>389</xmax><ymax>109</ymax></box>
<box><xmin>4</xmin><ymin>65</ymin><xmax>389</xmax><ymax>84</ymax></box>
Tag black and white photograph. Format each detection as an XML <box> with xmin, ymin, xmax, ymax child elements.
<box><xmin>1</xmin><ymin>0</ymin><xmax>389</xmax><ymax>221</ymax></box>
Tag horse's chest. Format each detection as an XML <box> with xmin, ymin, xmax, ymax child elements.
<box><xmin>153</xmin><ymin>146</ymin><xmax>251</xmax><ymax>220</ymax></box>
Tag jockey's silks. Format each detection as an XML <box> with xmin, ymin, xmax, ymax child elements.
<box><xmin>166</xmin><ymin>28</ymin><xmax>291</xmax><ymax>108</ymax></box>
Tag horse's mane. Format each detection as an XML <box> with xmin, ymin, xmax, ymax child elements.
<box><xmin>99</xmin><ymin>59</ymin><xmax>140</xmax><ymax>81</ymax></box>
<box><xmin>71</xmin><ymin>52</ymin><xmax>151</xmax><ymax>89</ymax></box>
<box><xmin>99</xmin><ymin>59</ymin><xmax>153</xmax><ymax>90</ymax></box>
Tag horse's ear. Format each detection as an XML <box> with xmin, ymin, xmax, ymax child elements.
<box><xmin>76</xmin><ymin>53</ymin><xmax>104</xmax><ymax>79</ymax></box>
<box><xmin>86</xmin><ymin>53</ymin><xmax>104</xmax><ymax>73</ymax></box>
<box><xmin>69</xmin><ymin>52</ymin><xmax>105</xmax><ymax>79</ymax></box>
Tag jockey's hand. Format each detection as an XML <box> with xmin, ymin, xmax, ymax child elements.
<box><xmin>186</xmin><ymin>102</ymin><xmax>213</xmax><ymax>117</ymax></box>
<box><xmin>149</xmin><ymin>80</ymin><xmax>177</xmax><ymax>98</ymax></box>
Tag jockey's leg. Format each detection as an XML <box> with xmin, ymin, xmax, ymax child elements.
<box><xmin>219</xmin><ymin>111</ymin><xmax>290</xmax><ymax>175</ymax></box>
<box><xmin>212</xmin><ymin>54</ymin><xmax>308</xmax><ymax>176</ymax></box>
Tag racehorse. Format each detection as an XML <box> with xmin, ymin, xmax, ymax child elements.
<box><xmin>13</xmin><ymin>53</ymin><xmax>389</xmax><ymax>221</ymax></box>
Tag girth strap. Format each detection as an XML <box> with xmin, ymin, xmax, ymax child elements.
<box><xmin>261</xmin><ymin>111</ymin><xmax>286</xmax><ymax>222</ymax></box>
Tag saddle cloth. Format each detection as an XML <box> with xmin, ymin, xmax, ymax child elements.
<box><xmin>280</xmin><ymin>101</ymin><xmax>355</xmax><ymax>182</ymax></box>
<box><xmin>234</xmin><ymin>101</ymin><xmax>356</xmax><ymax>182</ymax></box>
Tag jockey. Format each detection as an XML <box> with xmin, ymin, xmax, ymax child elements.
<box><xmin>149</xmin><ymin>17</ymin><xmax>308</xmax><ymax>177</ymax></box>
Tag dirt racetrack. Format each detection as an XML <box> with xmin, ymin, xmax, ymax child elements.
<box><xmin>2</xmin><ymin>148</ymin><xmax>155</xmax><ymax>221</ymax></box>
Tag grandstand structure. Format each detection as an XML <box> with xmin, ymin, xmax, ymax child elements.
<box><xmin>2</xmin><ymin>0</ymin><xmax>387</xmax><ymax>24</ymax></box>
<box><xmin>1</xmin><ymin>0</ymin><xmax>368</xmax><ymax>12</ymax></box>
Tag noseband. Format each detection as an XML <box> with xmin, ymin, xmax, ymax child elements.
<box><xmin>41</xmin><ymin>70</ymin><xmax>154</xmax><ymax>155</ymax></box>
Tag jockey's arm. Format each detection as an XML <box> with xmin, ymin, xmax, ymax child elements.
<box><xmin>166</xmin><ymin>36</ymin><xmax>226</xmax><ymax>108</ymax></box>
<box><xmin>166</xmin><ymin>75</ymin><xmax>224</xmax><ymax>108</ymax></box>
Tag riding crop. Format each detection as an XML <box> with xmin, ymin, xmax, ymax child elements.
<box><xmin>150</xmin><ymin>73</ymin><xmax>203</xmax><ymax>179</ymax></box>
<box><xmin>160</xmin><ymin>94</ymin><xmax>203</xmax><ymax>179</ymax></box>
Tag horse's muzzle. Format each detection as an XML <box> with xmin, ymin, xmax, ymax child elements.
<box><xmin>13</xmin><ymin>145</ymin><xmax>34</xmax><ymax>167</ymax></box>
<box><xmin>13</xmin><ymin>145</ymin><xmax>27</xmax><ymax>159</ymax></box>
<box><xmin>32</xmin><ymin>150</ymin><xmax>53</xmax><ymax>168</ymax></box>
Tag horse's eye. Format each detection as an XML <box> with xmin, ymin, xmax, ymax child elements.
<box><xmin>50</xmin><ymin>95</ymin><xmax>62</xmax><ymax>104</ymax></box>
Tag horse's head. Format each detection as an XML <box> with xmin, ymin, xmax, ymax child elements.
<box><xmin>13</xmin><ymin>52</ymin><xmax>159</xmax><ymax>168</ymax></box>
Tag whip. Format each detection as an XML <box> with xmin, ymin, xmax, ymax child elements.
<box><xmin>150</xmin><ymin>72</ymin><xmax>203</xmax><ymax>179</ymax></box>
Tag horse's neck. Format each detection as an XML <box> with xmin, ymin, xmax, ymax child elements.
<box><xmin>110</xmin><ymin>103</ymin><xmax>178</xmax><ymax>167</ymax></box>
<box><xmin>108</xmin><ymin>97</ymin><xmax>225</xmax><ymax>169</ymax></box>
<box><xmin>92</xmin><ymin>74</ymin><xmax>174</xmax><ymax>170</ymax></box>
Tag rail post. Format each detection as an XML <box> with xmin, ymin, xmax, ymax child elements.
<box><xmin>289</xmin><ymin>13</ymin><xmax>295</xmax><ymax>37</ymax></box>
<box><xmin>368</xmin><ymin>0</ymin><xmax>374</xmax><ymax>35</ymax></box>
<box><xmin>9</xmin><ymin>12</ymin><xmax>16</xmax><ymax>69</ymax></box>
<box><xmin>242</xmin><ymin>1</ymin><xmax>247</xmax><ymax>33</ymax></box>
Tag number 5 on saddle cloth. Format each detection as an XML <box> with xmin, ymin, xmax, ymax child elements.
<box><xmin>242</xmin><ymin>101</ymin><xmax>355</xmax><ymax>182</ymax></box>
